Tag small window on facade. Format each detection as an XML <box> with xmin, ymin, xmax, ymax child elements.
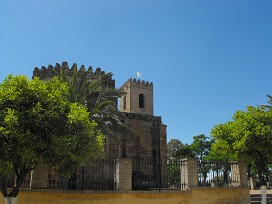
<box><xmin>139</xmin><ymin>93</ymin><xmax>145</xmax><ymax>108</ymax></box>
<box><xmin>123</xmin><ymin>95</ymin><xmax>126</xmax><ymax>110</ymax></box>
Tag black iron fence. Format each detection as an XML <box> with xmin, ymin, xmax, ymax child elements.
<box><xmin>1</xmin><ymin>159</ymin><xmax>245</xmax><ymax>191</ymax></box>
<box><xmin>197</xmin><ymin>160</ymin><xmax>240</xmax><ymax>187</ymax></box>
<box><xmin>132</xmin><ymin>159</ymin><xmax>186</xmax><ymax>190</ymax></box>
<box><xmin>248</xmin><ymin>162</ymin><xmax>272</xmax><ymax>189</ymax></box>
<box><xmin>47</xmin><ymin>159</ymin><xmax>116</xmax><ymax>190</ymax></box>
<box><xmin>1</xmin><ymin>174</ymin><xmax>32</xmax><ymax>189</ymax></box>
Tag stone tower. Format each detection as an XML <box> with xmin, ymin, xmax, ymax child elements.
<box><xmin>120</xmin><ymin>78</ymin><xmax>153</xmax><ymax>116</ymax></box>
<box><xmin>119</xmin><ymin>78</ymin><xmax>167</xmax><ymax>161</ymax></box>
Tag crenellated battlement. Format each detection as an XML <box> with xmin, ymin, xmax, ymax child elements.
<box><xmin>32</xmin><ymin>61</ymin><xmax>115</xmax><ymax>87</ymax></box>
<box><xmin>121</xmin><ymin>78</ymin><xmax>153</xmax><ymax>91</ymax></box>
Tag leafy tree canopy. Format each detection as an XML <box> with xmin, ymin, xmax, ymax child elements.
<box><xmin>176</xmin><ymin>144</ymin><xmax>195</xmax><ymax>159</ymax></box>
<box><xmin>210</xmin><ymin>106</ymin><xmax>272</xmax><ymax>184</ymax></box>
<box><xmin>0</xmin><ymin>75</ymin><xmax>104</xmax><ymax>198</ymax></box>
<box><xmin>167</xmin><ymin>139</ymin><xmax>183</xmax><ymax>159</ymax></box>
<box><xmin>167</xmin><ymin>135</ymin><xmax>213</xmax><ymax>161</ymax></box>
<box><xmin>190</xmin><ymin>134</ymin><xmax>213</xmax><ymax>161</ymax></box>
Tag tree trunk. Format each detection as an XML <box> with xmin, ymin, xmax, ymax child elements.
<box><xmin>1</xmin><ymin>170</ymin><xmax>27</xmax><ymax>204</ymax></box>
<box><xmin>4</xmin><ymin>196</ymin><xmax>18</xmax><ymax>204</ymax></box>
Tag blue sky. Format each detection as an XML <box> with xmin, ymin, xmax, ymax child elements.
<box><xmin>0</xmin><ymin>0</ymin><xmax>271</xmax><ymax>144</ymax></box>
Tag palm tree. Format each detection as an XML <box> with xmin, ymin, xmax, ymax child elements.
<box><xmin>260</xmin><ymin>95</ymin><xmax>272</xmax><ymax>109</ymax></box>
<box><xmin>265</xmin><ymin>95</ymin><xmax>272</xmax><ymax>107</ymax></box>
<box><xmin>57</xmin><ymin>63</ymin><xmax>135</xmax><ymax>158</ymax></box>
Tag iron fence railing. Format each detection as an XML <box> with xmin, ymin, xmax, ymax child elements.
<box><xmin>47</xmin><ymin>159</ymin><xmax>116</xmax><ymax>190</ymax></box>
<box><xmin>1</xmin><ymin>175</ymin><xmax>32</xmax><ymax>189</ymax></box>
<box><xmin>248</xmin><ymin>162</ymin><xmax>272</xmax><ymax>189</ymax></box>
<box><xmin>132</xmin><ymin>159</ymin><xmax>186</xmax><ymax>190</ymax></box>
<box><xmin>1</xmin><ymin>159</ymin><xmax>244</xmax><ymax>191</ymax></box>
<box><xmin>197</xmin><ymin>160</ymin><xmax>240</xmax><ymax>187</ymax></box>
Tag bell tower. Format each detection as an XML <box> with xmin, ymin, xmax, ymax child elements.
<box><xmin>120</xmin><ymin>78</ymin><xmax>153</xmax><ymax>116</ymax></box>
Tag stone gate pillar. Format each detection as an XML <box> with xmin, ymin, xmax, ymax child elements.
<box><xmin>180</xmin><ymin>158</ymin><xmax>198</xmax><ymax>190</ymax></box>
<box><xmin>115</xmin><ymin>158</ymin><xmax>133</xmax><ymax>191</ymax></box>
<box><xmin>230</xmin><ymin>161</ymin><xmax>248</xmax><ymax>187</ymax></box>
<box><xmin>238</xmin><ymin>161</ymin><xmax>249</xmax><ymax>187</ymax></box>
<box><xmin>31</xmin><ymin>161</ymin><xmax>48</xmax><ymax>189</ymax></box>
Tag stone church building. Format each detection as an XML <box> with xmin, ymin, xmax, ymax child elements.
<box><xmin>33</xmin><ymin>62</ymin><xmax>167</xmax><ymax>162</ymax></box>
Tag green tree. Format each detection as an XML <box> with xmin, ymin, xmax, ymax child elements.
<box><xmin>170</xmin><ymin>135</ymin><xmax>213</xmax><ymax>161</ymax></box>
<box><xmin>176</xmin><ymin>144</ymin><xmax>194</xmax><ymax>159</ymax></box>
<box><xmin>189</xmin><ymin>134</ymin><xmax>213</xmax><ymax>186</ymax></box>
<box><xmin>190</xmin><ymin>134</ymin><xmax>213</xmax><ymax>161</ymax></box>
<box><xmin>167</xmin><ymin>139</ymin><xmax>183</xmax><ymax>159</ymax></box>
<box><xmin>167</xmin><ymin>139</ymin><xmax>195</xmax><ymax>160</ymax></box>
<box><xmin>166</xmin><ymin>139</ymin><xmax>185</xmax><ymax>187</ymax></box>
<box><xmin>0</xmin><ymin>75</ymin><xmax>104</xmax><ymax>203</ymax></box>
<box><xmin>261</xmin><ymin>94</ymin><xmax>272</xmax><ymax>109</ymax></box>
<box><xmin>167</xmin><ymin>136</ymin><xmax>213</xmax><ymax>187</ymax></box>
<box><xmin>211</xmin><ymin>106</ymin><xmax>272</xmax><ymax>185</ymax></box>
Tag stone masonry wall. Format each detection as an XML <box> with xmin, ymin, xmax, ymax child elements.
<box><xmin>120</xmin><ymin>78</ymin><xmax>153</xmax><ymax>116</ymax></box>
<box><xmin>123</xmin><ymin>113</ymin><xmax>167</xmax><ymax>161</ymax></box>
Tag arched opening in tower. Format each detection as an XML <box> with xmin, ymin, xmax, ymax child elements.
<box><xmin>139</xmin><ymin>94</ymin><xmax>145</xmax><ymax>108</ymax></box>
